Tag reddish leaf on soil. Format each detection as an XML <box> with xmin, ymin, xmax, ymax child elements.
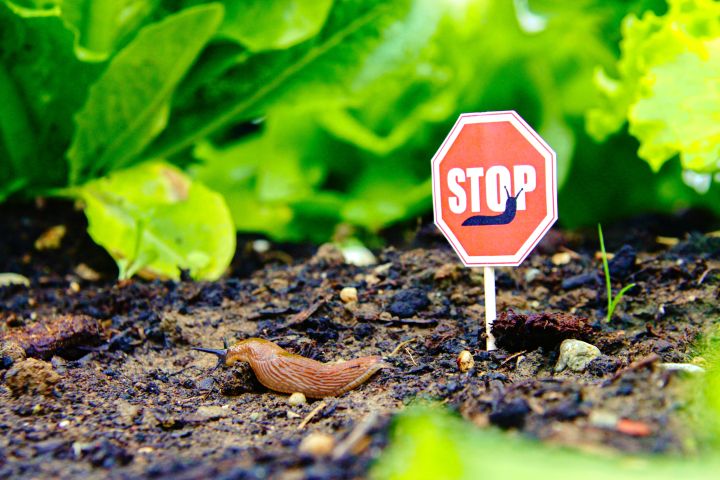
<box><xmin>1</xmin><ymin>314</ymin><xmax>104</xmax><ymax>359</ymax></box>
<box><xmin>491</xmin><ymin>309</ymin><xmax>593</xmax><ymax>351</ymax></box>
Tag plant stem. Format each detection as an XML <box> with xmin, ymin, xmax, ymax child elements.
<box><xmin>598</xmin><ymin>224</ymin><xmax>612</xmax><ymax>322</ymax></box>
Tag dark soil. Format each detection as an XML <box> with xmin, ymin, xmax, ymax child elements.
<box><xmin>1</xmin><ymin>202</ymin><xmax>720</xmax><ymax>479</ymax></box>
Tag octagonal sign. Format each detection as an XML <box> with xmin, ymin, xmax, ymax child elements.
<box><xmin>431</xmin><ymin>111</ymin><xmax>557</xmax><ymax>267</ymax></box>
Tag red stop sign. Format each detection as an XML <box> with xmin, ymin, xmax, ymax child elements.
<box><xmin>431</xmin><ymin>111</ymin><xmax>557</xmax><ymax>266</ymax></box>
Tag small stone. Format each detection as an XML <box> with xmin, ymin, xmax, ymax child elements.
<box><xmin>523</xmin><ymin>268</ymin><xmax>542</xmax><ymax>283</ymax></box>
<box><xmin>555</xmin><ymin>339</ymin><xmax>601</xmax><ymax>373</ymax></box>
<box><xmin>188</xmin><ymin>405</ymin><xmax>230</xmax><ymax>422</ymax></box>
<box><xmin>456</xmin><ymin>350</ymin><xmax>474</xmax><ymax>373</ymax></box>
<box><xmin>0</xmin><ymin>340</ymin><xmax>26</xmax><ymax>368</ymax></box>
<box><xmin>339</xmin><ymin>241</ymin><xmax>376</xmax><ymax>266</ymax></box>
<box><xmin>551</xmin><ymin>252</ymin><xmax>572</xmax><ymax>265</ymax></box>
<box><xmin>288</xmin><ymin>392</ymin><xmax>307</xmax><ymax>406</ymax></box>
<box><xmin>588</xmin><ymin>410</ymin><xmax>619</xmax><ymax>429</ymax></box>
<box><xmin>339</xmin><ymin>287</ymin><xmax>358</xmax><ymax>304</ymax></box>
<box><xmin>659</xmin><ymin>363</ymin><xmax>706</xmax><ymax>374</ymax></box>
<box><xmin>298</xmin><ymin>432</ymin><xmax>335</xmax><ymax>457</ymax></box>
<box><xmin>4</xmin><ymin>358</ymin><xmax>61</xmax><ymax>396</ymax></box>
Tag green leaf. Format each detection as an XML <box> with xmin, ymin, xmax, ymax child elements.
<box><xmin>373</xmin><ymin>406</ymin><xmax>720</xmax><ymax>480</ymax></box>
<box><xmin>218</xmin><ymin>0</ymin><xmax>334</xmax><ymax>51</ymax></box>
<box><xmin>77</xmin><ymin>161</ymin><xmax>235</xmax><ymax>280</ymax></box>
<box><xmin>0</xmin><ymin>2</ymin><xmax>99</xmax><ymax>191</ymax></box>
<box><xmin>146</xmin><ymin>0</ymin><xmax>413</xmax><ymax>160</ymax></box>
<box><xmin>67</xmin><ymin>3</ymin><xmax>224</xmax><ymax>184</ymax></box>
<box><xmin>60</xmin><ymin>0</ymin><xmax>158</xmax><ymax>60</ymax></box>
<box><xmin>587</xmin><ymin>0</ymin><xmax>720</xmax><ymax>173</ymax></box>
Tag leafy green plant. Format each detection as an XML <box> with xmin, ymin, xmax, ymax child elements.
<box><xmin>2</xmin><ymin>0</ymin><xmax>720</xmax><ymax>278</ymax></box>
<box><xmin>588</xmin><ymin>0</ymin><xmax>720</xmax><ymax>180</ymax></box>
<box><xmin>598</xmin><ymin>224</ymin><xmax>636</xmax><ymax>322</ymax></box>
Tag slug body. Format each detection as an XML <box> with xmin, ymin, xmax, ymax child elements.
<box><xmin>194</xmin><ymin>338</ymin><xmax>386</xmax><ymax>398</ymax></box>
<box><xmin>461</xmin><ymin>187</ymin><xmax>523</xmax><ymax>226</ymax></box>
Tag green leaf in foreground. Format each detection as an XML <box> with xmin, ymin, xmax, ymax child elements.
<box><xmin>77</xmin><ymin>161</ymin><xmax>235</xmax><ymax>280</ymax></box>
<box><xmin>67</xmin><ymin>2</ymin><xmax>224</xmax><ymax>184</ymax></box>
<box><xmin>587</xmin><ymin>0</ymin><xmax>720</xmax><ymax>174</ymax></box>
<box><xmin>372</xmin><ymin>407</ymin><xmax>720</xmax><ymax>480</ymax></box>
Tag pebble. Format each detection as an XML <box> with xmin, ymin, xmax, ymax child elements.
<box><xmin>456</xmin><ymin>350</ymin><xmax>474</xmax><ymax>373</ymax></box>
<box><xmin>288</xmin><ymin>392</ymin><xmax>307</xmax><ymax>406</ymax></box>
<box><xmin>339</xmin><ymin>287</ymin><xmax>358</xmax><ymax>304</ymax></box>
<box><xmin>551</xmin><ymin>252</ymin><xmax>572</xmax><ymax>265</ymax></box>
<box><xmin>0</xmin><ymin>340</ymin><xmax>26</xmax><ymax>368</ymax></box>
<box><xmin>339</xmin><ymin>242</ymin><xmax>376</xmax><ymax>266</ymax></box>
<box><xmin>523</xmin><ymin>268</ymin><xmax>542</xmax><ymax>283</ymax></box>
<box><xmin>298</xmin><ymin>432</ymin><xmax>335</xmax><ymax>457</ymax></box>
<box><xmin>659</xmin><ymin>363</ymin><xmax>706</xmax><ymax>374</ymax></box>
<box><xmin>4</xmin><ymin>358</ymin><xmax>61</xmax><ymax>396</ymax></box>
<box><xmin>190</xmin><ymin>406</ymin><xmax>231</xmax><ymax>422</ymax></box>
<box><xmin>555</xmin><ymin>339</ymin><xmax>601</xmax><ymax>373</ymax></box>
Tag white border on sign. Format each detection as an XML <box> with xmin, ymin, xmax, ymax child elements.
<box><xmin>431</xmin><ymin>111</ymin><xmax>558</xmax><ymax>267</ymax></box>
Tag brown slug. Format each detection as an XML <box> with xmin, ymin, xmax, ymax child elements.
<box><xmin>193</xmin><ymin>338</ymin><xmax>387</xmax><ymax>398</ymax></box>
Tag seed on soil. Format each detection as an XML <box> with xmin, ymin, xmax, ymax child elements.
<box><xmin>1</xmin><ymin>340</ymin><xmax>26</xmax><ymax>368</ymax></box>
<box><xmin>456</xmin><ymin>350</ymin><xmax>474</xmax><ymax>373</ymax></box>
<box><xmin>340</xmin><ymin>287</ymin><xmax>358</xmax><ymax>304</ymax></box>
<box><xmin>4</xmin><ymin>358</ymin><xmax>61</xmax><ymax>396</ymax></box>
<box><xmin>288</xmin><ymin>392</ymin><xmax>307</xmax><ymax>405</ymax></box>
<box><xmin>555</xmin><ymin>339</ymin><xmax>601</xmax><ymax>373</ymax></box>
<box><xmin>299</xmin><ymin>432</ymin><xmax>335</xmax><ymax>457</ymax></box>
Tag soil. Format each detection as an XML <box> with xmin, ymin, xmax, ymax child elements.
<box><xmin>1</xmin><ymin>201</ymin><xmax>720</xmax><ymax>479</ymax></box>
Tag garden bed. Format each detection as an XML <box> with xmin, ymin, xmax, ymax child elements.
<box><xmin>1</xmin><ymin>203</ymin><xmax>719</xmax><ymax>479</ymax></box>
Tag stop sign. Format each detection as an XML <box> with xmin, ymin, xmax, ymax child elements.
<box><xmin>431</xmin><ymin>111</ymin><xmax>557</xmax><ymax>267</ymax></box>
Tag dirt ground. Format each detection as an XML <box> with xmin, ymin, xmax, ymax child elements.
<box><xmin>1</xmin><ymin>202</ymin><xmax>719</xmax><ymax>479</ymax></box>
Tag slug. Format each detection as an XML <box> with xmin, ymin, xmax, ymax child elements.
<box><xmin>193</xmin><ymin>338</ymin><xmax>387</xmax><ymax>398</ymax></box>
<box><xmin>462</xmin><ymin>187</ymin><xmax>524</xmax><ymax>226</ymax></box>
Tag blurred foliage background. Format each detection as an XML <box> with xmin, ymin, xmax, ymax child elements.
<box><xmin>1</xmin><ymin>0</ymin><xmax>719</xmax><ymax>278</ymax></box>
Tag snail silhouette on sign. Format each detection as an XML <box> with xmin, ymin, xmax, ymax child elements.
<box><xmin>462</xmin><ymin>187</ymin><xmax>524</xmax><ymax>226</ymax></box>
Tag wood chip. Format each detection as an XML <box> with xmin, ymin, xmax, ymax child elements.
<box><xmin>297</xmin><ymin>401</ymin><xmax>327</xmax><ymax>431</ymax></box>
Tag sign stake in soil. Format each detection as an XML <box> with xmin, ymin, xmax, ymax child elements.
<box><xmin>431</xmin><ymin>111</ymin><xmax>557</xmax><ymax>351</ymax></box>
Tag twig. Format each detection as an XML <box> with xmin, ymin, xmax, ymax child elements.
<box><xmin>389</xmin><ymin>338</ymin><xmax>415</xmax><ymax>357</ymax></box>
<box><xmin>698</xmin><ymin>267</ymin><xmax>719</xmax><ymax>286</ymax></box>
<box><xmin>332</xmin><ymin>411</ymin><xmax>380</xmax><ymax>460</ymax></box>
<box><xmin>609</xmin><ymin>354</ymin><xmax>660</xmax><ymax>382</ymax></box>
<box><xmin>297</xmin><ymin>401</ymin><xmax>327</xmax><ymax>431</ymax></box>
<box><xmin>404</xmin><ymin>347</ymin><xmax>417</xmax><ymax>367</ymax></box>
<box><xmin>287</xmin><ymin>295</ymin><xmax>331</xmax><ymax>326</ymax></box>
<box><xmin>500</xmin><ymin>350</ymin><xmax>527</xmax><ymax>366</ymax></box>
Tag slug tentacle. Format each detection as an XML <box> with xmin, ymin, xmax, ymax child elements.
<box><xmin>193</xmin><ymin>338</ymin><xmax>386</xmax><ymax>398</ymax></box>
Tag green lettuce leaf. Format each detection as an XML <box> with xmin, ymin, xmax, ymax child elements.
<box><xmin>67</xmin><ymin>3</ymin><xmax>224</xmax><ymax>184</ymax></box>
<box><xmin>145</xmin><ymin>0</ymin><xmax>413</xmax><ymax>159</ymax></box>
<box><xmin>218</xmin><ymin>0</ymin><xmax>334</xmax><ymax>51</ymax></box>
<box><xmin>0</xmin><ymin>2</ymin><xmax>100</xmax><ymax>190</ymax></box>
<box><xmin>587</xmin><ymin>0</ymin><xmax>720</xmax><ymax>173</ymax></box>
<box><xmin>77</xmin><ymin>161</ymin><xmax>235</xmax><ymax>280</ymax></box>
